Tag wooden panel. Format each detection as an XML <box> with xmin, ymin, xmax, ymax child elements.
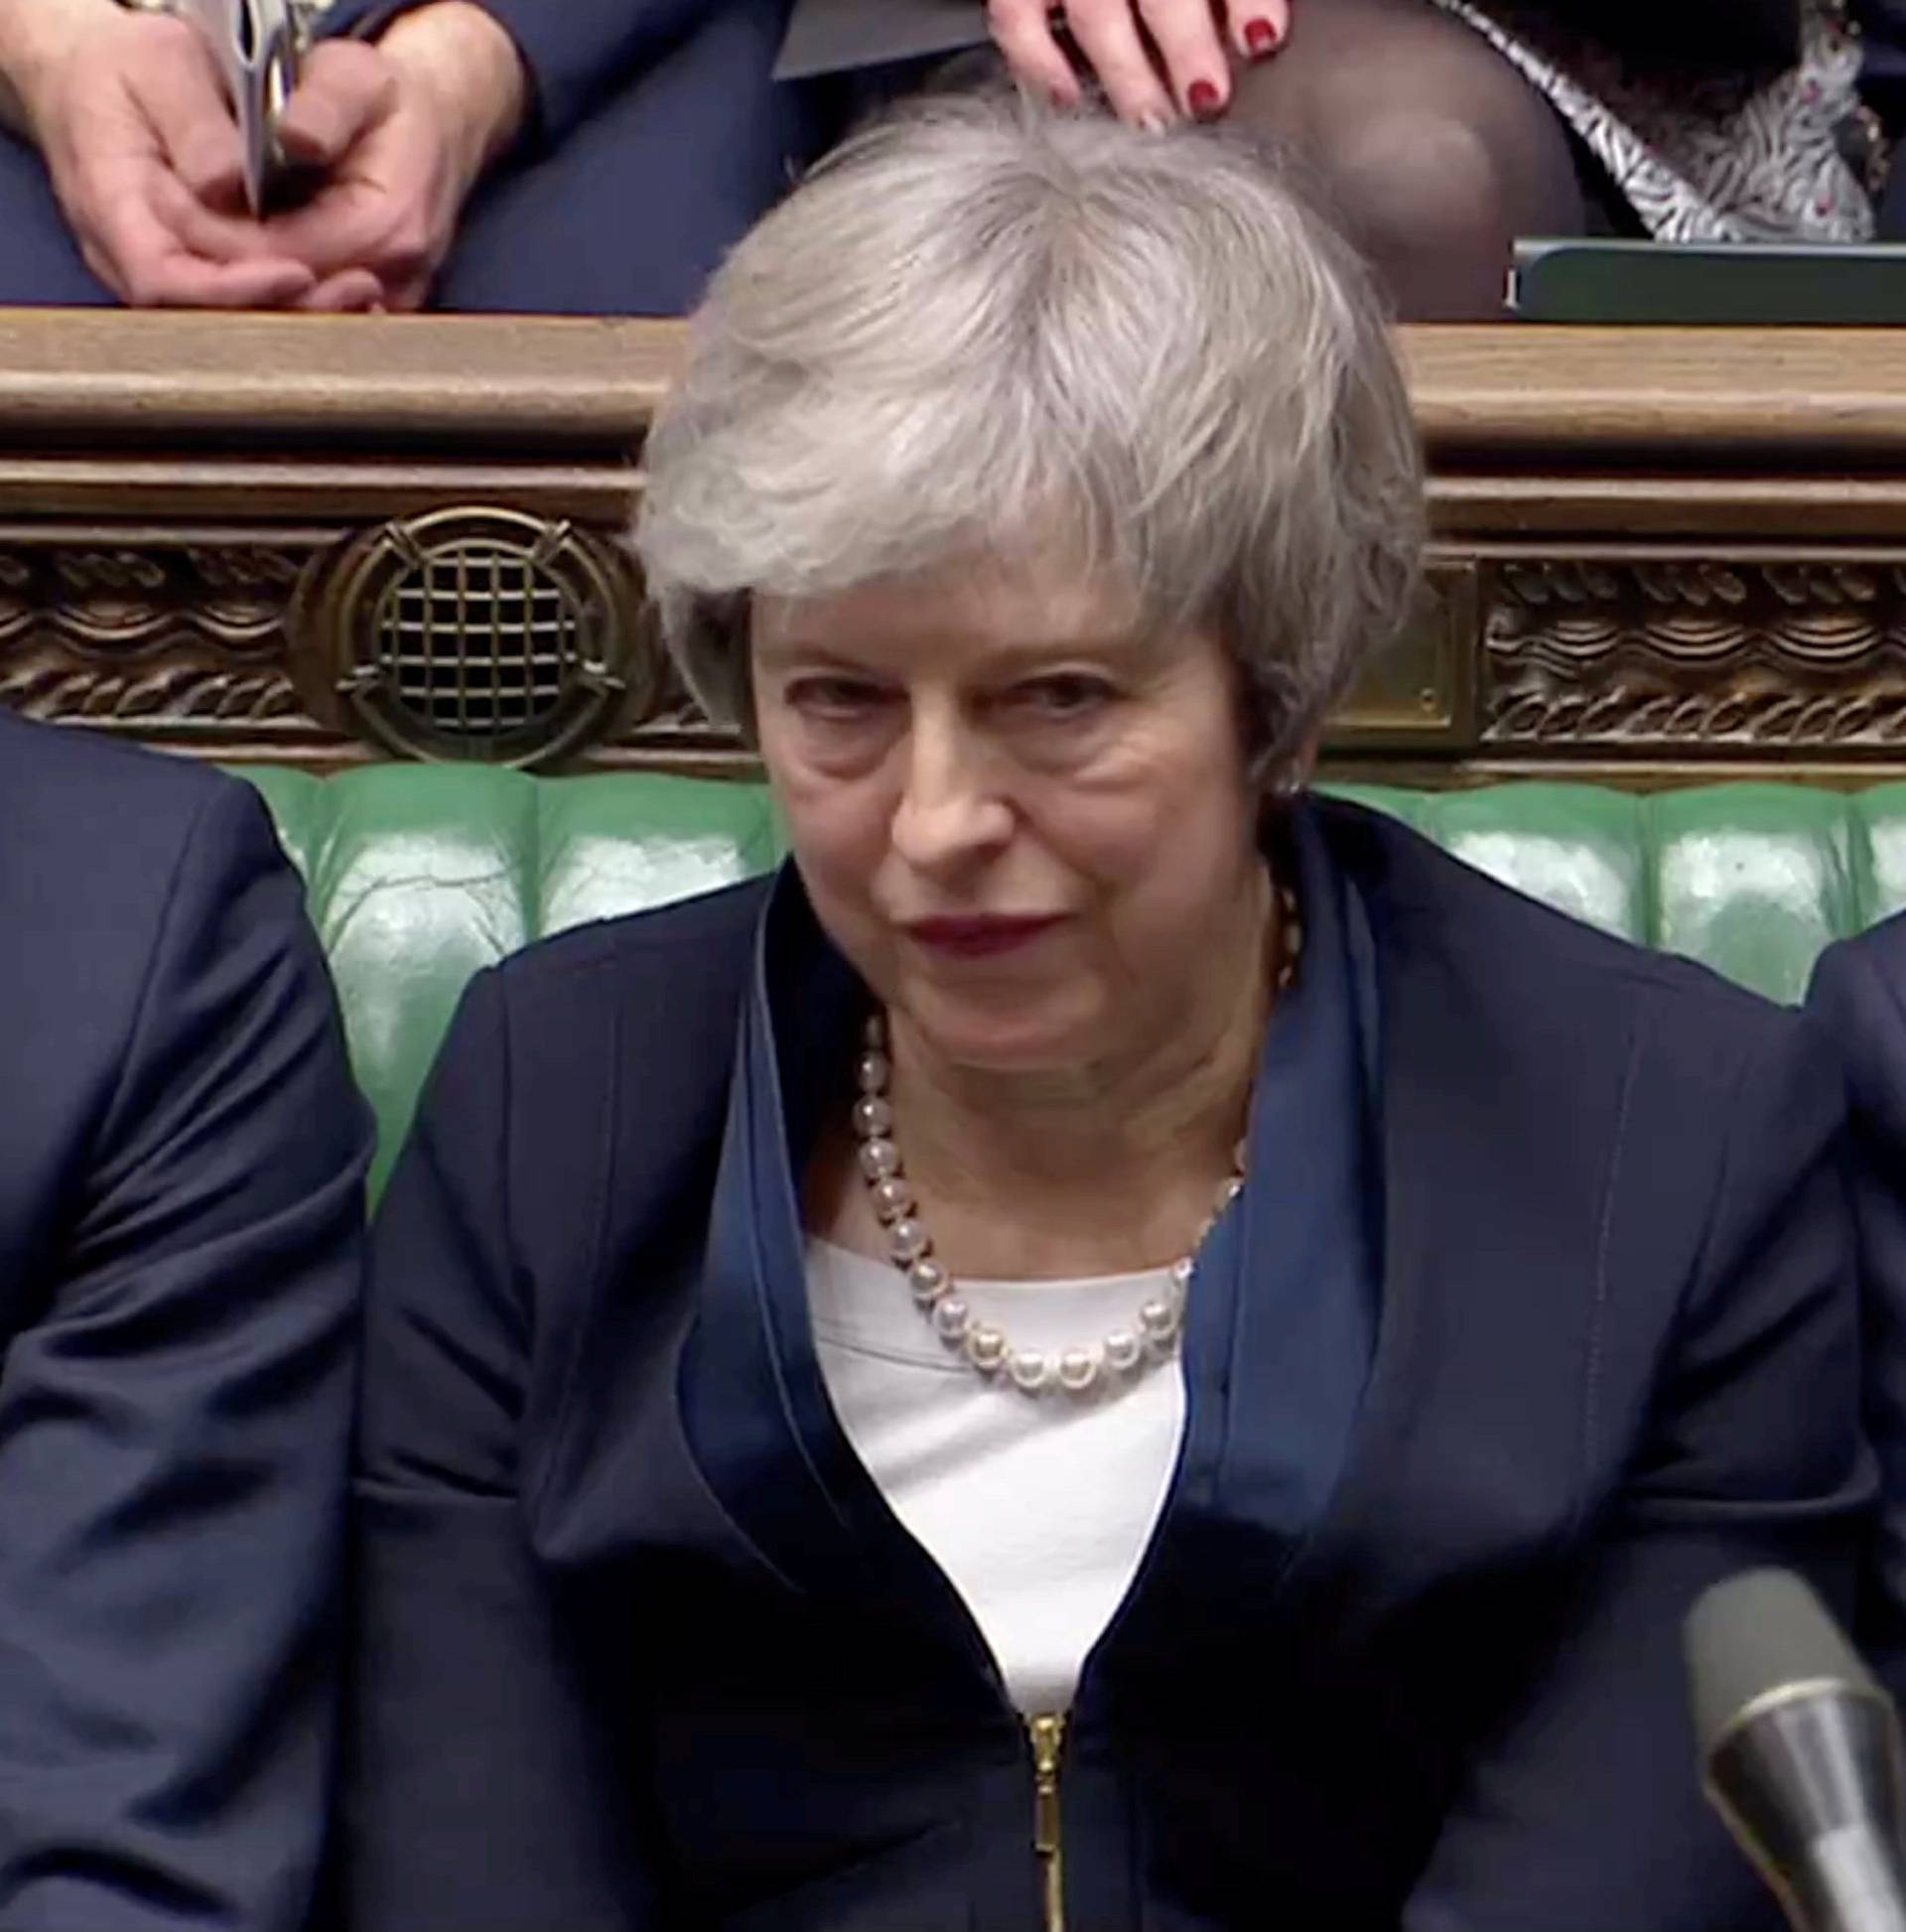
<box><xmin>0</xmin><ymin>310</ymin><xmax>676</xmax><ymax>448</ymax></box>
<box><xmin>1402</xmin><ymin>327</ymin><xmax>1906</xmax><ymax>468</ymax></box>
<box><xmin>5</xmin><ymin>311</ymin><xmax>1906</xmax><ymax>783</ymax></box>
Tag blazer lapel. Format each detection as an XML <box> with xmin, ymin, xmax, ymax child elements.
<box><xmin>676</xmin><ymin>870</ymin><xmax>1005</xmax><ymax>1680</ymax></box>
<box><xmin>1276</xmin><ymin>812</ymin><xmax>1637</xmax><ymax>1638</ymax></box>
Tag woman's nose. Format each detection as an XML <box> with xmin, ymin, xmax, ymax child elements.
<box><xmin>888</xmin><ymin>718</ymin><xmax>1015</xmax><ymax>873</ymax></box>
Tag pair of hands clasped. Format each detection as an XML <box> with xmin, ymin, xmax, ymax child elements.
<box><xmin>989</xmin><ymin>0</ymin><xmax>1293</xmax><ymax>126</ymax></box>
<box><xmin>22</xmin><ymin>0</ymin><xmax>521</xmax><ymax>310</ymax></box>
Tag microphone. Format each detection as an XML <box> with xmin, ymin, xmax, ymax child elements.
<box><xmin>1686</xmin><ymin>1569</ymin><xmax>1906</xmax><ymax>1932</ymax></box>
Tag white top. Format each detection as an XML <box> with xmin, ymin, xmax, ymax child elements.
<box><xmin>807</xmin><ymin>1238</ymin><xmax>1188</xmax><ymax>1716</ymax></box>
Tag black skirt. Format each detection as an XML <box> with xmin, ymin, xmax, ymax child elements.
<box><xmin>776</xmin><ymin>0</ymin><xmax>1802</xmax><ymax>82</ymax></box>
<box><xmin>776</xmin><ymin>0</ymin><xmax>990</xmax><ymax>78</ymax></box>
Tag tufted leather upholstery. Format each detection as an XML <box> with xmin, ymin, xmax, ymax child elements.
<box><xmin>234</xmin><ymin>767</ymin><xmax>1906</xmax><ymax>1195</ymax></box>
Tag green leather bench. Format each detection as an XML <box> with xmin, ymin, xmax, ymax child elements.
<box><xmin>235</xmin><ymin>766</ymin><xmax>1906</xmax><ymax>1197</ymax></box>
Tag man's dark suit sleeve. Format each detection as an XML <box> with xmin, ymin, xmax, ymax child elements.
<box><xmin>1405</xmin><ymin>1011</ymin><xmax>1871</xmax><ymax>1932</ymax></box>
<box><xmin>0</xmin><ymin>782</ymin><xmax>369</xmax><ymax>1931</ymax></box>
<box><xmin>339</xmin><ymin>969</ymin><xmax>678</xmax><ymax>1931</ymax></box>
<box><xmin>1810</xmin><ymin>927</ymin><xmax>1906</xmax><ymax>1668</ymax></box>
<box><xmin>318</xmin><ymin>0</ymin><xmax>755</xmax><ymax>152</ymax></box>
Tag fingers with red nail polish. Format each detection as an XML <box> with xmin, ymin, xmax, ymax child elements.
<box><xmin>1230</xmin><ymin>0</ymin><xmax>1292</xmax><ymax>62</ymax></box>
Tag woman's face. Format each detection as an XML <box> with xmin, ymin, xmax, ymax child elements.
<box><xmin>751</xmin><ymin>564</ymin><xmax>1267</xmax><ymax>1077</ymax></box>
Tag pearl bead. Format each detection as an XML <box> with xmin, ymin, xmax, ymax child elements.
<box><xmin>1104</xmin><ymin>1329</ymin><xmax>1143</xmax><ymax>1372</ymax></box>
<box><xmin>889</xmin><ymin>1217</ymin><xmax>930</xmax><ymax>1264</ymax></box>
<box><xmin>846</xmin><ymin>1006</ymin><xmax>1243</xmax><ymax>1395</ymax></box>
<box><xmin>857</xmin><ymin>1137</ymin><xmax>901</xmax><ymax>1182</ymax></box>
<box><xmin>1057</xmin><ymin>1347</ymin><xmax>1099</xmax><ymax>1392</ymax></box>
<box><xmin>965</xmin><ymin>1324</ymin><xmax>1007</xmax><ymax>1371</ymax></box>
<box><xmin>1007</xmin><ymin>1349</ymin><xmax>1051</xmax><ymax>1392</ymax></box>
<box><xmin>872</xmin><ymin>1176</ymin><xmax>913</xmax><ymax>1224</ymax></box>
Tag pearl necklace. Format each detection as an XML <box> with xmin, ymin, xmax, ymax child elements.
<box><xmin>850</xmin><ymin>883</ymin><xmax>1301</xmax><ymax>1398</ymax></box>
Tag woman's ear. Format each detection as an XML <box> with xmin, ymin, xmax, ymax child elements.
<box><xmin>1288</xmin><ymin>731</ymin><xmax>1322</xmax><ymax>790</ymax></box>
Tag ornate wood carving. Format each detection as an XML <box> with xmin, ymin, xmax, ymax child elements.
<box><xmin>6</xmin><ymin>315</ymin><xmax>1906</xmax><ymax>782</ymax></box>
<box><xmin>289</xmin><ymin>508</ymin><xmax>657</xmax><ymax>767</ymax></box>
<box><xmin>1481</xmin><ymin>556</ymin><xmax>1906</xmax><ymax>754</ymax></box>
<box><xmin>0</xmin><ymin>536</ymin><xmax>311</xmax><ymax>733</ymax></box>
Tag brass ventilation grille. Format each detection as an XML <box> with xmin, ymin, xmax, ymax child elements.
<box><xmin>295</xmin><ymin>507</ymin><xmax>644</xmax><ymax>766</ymax></box>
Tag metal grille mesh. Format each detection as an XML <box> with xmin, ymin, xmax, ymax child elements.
<box><xmin>373</xmin><ymin>540</ymin><xmax>584</xmax><ymax>746</ymax></box>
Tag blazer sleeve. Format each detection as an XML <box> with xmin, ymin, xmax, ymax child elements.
<box><xmin>0</xmin><ymin>781</ymin><xmax>369</xmax><ymax>1932</ymax></box>
<box><xmin>317</xmin><ymin>0</ymin><xmax>753</xmax><ymax>154</ymax></box>
<box><xmin>1808</xmin><ymin>932</ymin><xmax>1906</xmax><ymax>1674</ymax></box>
<box><xmin>1404</xmin><ymin>1009</ymin><xmax>1873</xmax><ymax>1932</ymax></box>
<box><xmin>337</xmin><ymin>969</ymin><xmax>679</xmax><ymax>1931</ymax></box>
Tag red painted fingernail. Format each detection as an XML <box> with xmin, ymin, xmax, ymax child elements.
<box><xmin>1187</xmin><ymin>78</ymin><xmax>1223</xmax><ymax>120</ymax></box>
<box><xmin>1244</xmin><ymin>17</ymin><xmax>1281</xmax><ymax>56</ymax></box>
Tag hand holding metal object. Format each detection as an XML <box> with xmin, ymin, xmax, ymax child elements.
<box><xmin>173</xmin><ymin>0</ymin><xmax>306</xmax><ymax>213</ymax></box>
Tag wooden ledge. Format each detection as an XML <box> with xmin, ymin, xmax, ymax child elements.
<box><xmin>1402</xmin><ymin>326</ymin><xmax>1906</xmax><ymax>468</ymax></box>
<box><xmin>6</xmin><ymin>312</ymin><xmax>1906</xmax><ymax>473</ymax></box>
<box><xmin>8</xmin><ymin>310</ymin><xmax>1906</xmax><ymax>776</ymax></box>
<box><xmin>0</xmin><ymin>310</ymin><xmax>683</xmax><ymax>451</ymax></box>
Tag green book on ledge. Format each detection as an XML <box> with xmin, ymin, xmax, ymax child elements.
<box><xmin>1510</xmin><ymin>239</ymin><xmax>1906</xmax><ymax>326</ymax></box>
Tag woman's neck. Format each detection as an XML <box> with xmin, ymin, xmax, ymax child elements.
<box><xmin>864</xmin><ymin>869</ymin><xmax>1277</xmax><ymax>1281</ymax></box>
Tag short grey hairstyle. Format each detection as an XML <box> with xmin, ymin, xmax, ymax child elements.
<box><xmin>636</xmin><ymin>87</ymin><xmax>1425</xmax><ymax>782</ymax></box>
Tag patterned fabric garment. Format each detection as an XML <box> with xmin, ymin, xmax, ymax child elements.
<box><xmin>1429</xmin><ymin>0</ymin><xmax>1876</xmax><ymax>240</ymax></box>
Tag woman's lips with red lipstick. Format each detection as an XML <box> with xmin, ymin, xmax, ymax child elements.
<box><xmin>903</xmin><ymin>915</ymin><xmax>1066</xmax><ymax>958</ymax></box>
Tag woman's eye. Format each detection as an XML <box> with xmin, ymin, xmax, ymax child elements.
<box><xmin>785</xmin><ymin>676</ymin><xmax>888</xmax><ymax>720</ymax></box>
<box><xmin>1014</xmin><ymin>674</ymin><xmax>1118</xmax><ymax>718</ymax></box>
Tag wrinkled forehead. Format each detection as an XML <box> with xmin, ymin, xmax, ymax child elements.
<box><xmin>750</xmin><ymin>556</ymin><xmax>1158</xmax><ymax>668</ymax></box>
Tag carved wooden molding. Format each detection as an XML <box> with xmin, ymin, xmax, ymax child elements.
<box><xmin>8</xmin><ymin>315</ymin><xmax>1906</xmax><ymax>781</ymax></box>
<box><xmin>1481</xmin><ymin>555</ymin><xmax>1906</xmax><ymax>753</ymax></box>
<box><xmin>0</xmin><ymin>513</ymin><xmax>754</xmax><ymax>769</ymax></box>
<box><xmin>0</xmin><ymin>534</ymin><xmax>312</xmax><ymax>732</ymax></box>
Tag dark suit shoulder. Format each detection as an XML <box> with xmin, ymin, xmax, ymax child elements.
<box><xmin>0</xmin><ymin>720</ymin><xmax>295</xmax><ymax>1112</ymax></box>
<box><xmin>0</xmin><ymin>709</ymin><xmax>237</xmax><ymax>837</ymax></box>
<box><xmin>1810</xmin><ymin>909</ymin><xmax>1906</xmax><ymax>1125</ymax></box>
<box><xmin>1822</xmin><ymin>906</ymin><xmax>1906</xmax><ymax>987</ymax></box>
<box><xmin>489</xmin><ymin>874</ymin><xmax>770</xmax><ymax>1027</ymax></box>
<box><xmin>478</xmin><ymin>875</ymin><xmax>769</xmax><ymax>1225</ymax></box>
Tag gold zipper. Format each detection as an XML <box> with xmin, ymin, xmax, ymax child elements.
<box><xmin>1027</xmin><ymin>1711</ymin><xmax>1067</xmax><ymax>1932</ymax></box>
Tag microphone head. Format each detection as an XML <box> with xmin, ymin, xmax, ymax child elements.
<box><xmin>1686</xmin><ymin>1571</ymin><xmax>1906</xmax><ymax>1932</ymax></box>
<box><xmin>1686</xmin><ymin>1569</ymin><xmax>1879</xmax><ymax>1761</ymax></box>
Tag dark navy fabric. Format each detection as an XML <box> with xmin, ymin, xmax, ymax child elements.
<box><xmin>1809</xmin><ymin>915</ymin><xmax>1906</xmax><ymax>1684</ymax></box>
<box><xmin>0</xmin><ymin>713</ymin><xmax>370</xmax><ymax>1929</ymax></box>
<box><xmin>1853</xmin><ymin>0</ymin><xmax>1906</xmax><ymax>232</ymax></box>
<box><xmin>680</xmin><ymin>804</ymin><xmax>1379</xmax><ymax>1730</ymax></box>
<box><xmin>0</xmin><ymin>0</ymin><xmax>813</xmax><ymax>315</ymax></box>
<box><xmin>341</xmin><ymin>794</ymin><xmax>1870</xmax><ymax>1932</ymax></box>
<box><xmin>1856</xmin><ymin>0</ymin><xmax>1906</xmax><ymax>113</ymax></box>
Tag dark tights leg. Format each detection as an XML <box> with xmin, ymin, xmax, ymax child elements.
<box><xmin>1227</xmin><ymin>0</ymin><xmax>1587</xmax><ymax>319</ymax></box>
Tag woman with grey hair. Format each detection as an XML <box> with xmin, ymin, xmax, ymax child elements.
<box><xmin>340</xmin><ymin>91</ymin><xmax>1868</xmax><ymax>1932</ymax></box>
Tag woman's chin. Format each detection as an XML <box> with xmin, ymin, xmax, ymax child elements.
<box><xmin>893</xmin><ymin>989</ymin><xmax>1102</xmax><ymax>1078</ymax></box>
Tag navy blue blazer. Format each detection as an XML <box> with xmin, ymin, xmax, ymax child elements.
<box><xmin>0</xmin><ymin>715</ymin><xmax>370</xmax><ymax>1930</ymax></box>
<box><xmin>320</xmin><ymin>0</ymin><xmax>783</xmax><ymax>151</ymax></box>
<box><xmin>342</xmin><ymin>796</ymin><xmax>1869</xmax><ymax>1932</ymax></box>
<box><xmin>1809</xmin><ymin>914</ymin><xmax>1906</xmax><ymax>1670</ymax></box>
